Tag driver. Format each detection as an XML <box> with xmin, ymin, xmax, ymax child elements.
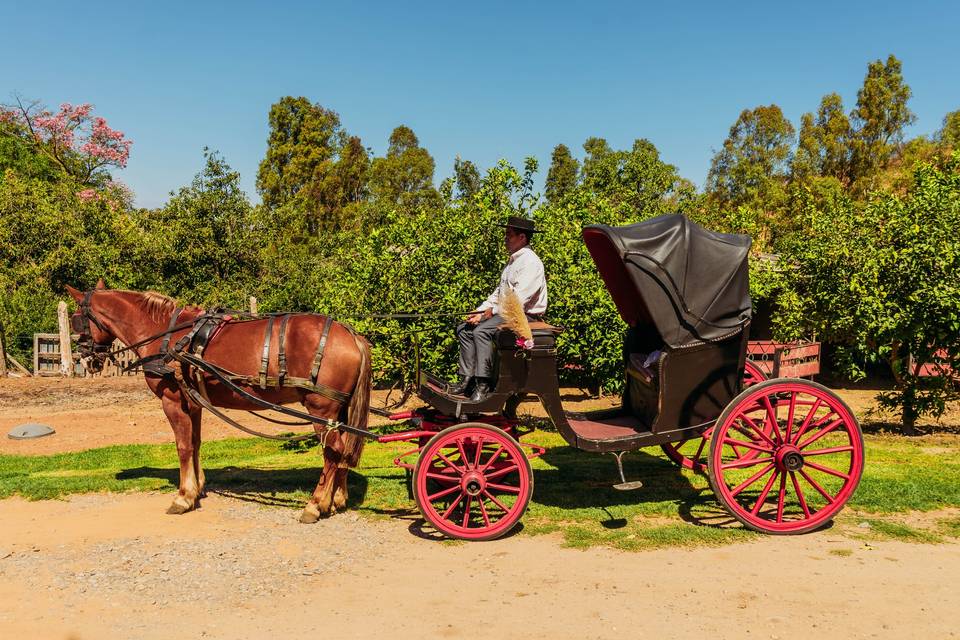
<box><xmin>449</xmin><ymin>216</ymin><xmax>547</xmax><ymax>401</ymax></box>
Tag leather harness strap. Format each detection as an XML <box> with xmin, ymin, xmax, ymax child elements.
<box><xmin>310</xmin><ymin>315</ymin><xmax>333</xmax><ymax>385</ymax></box>
<box><xmin>259</xmin><ymin>315</ymin><xmax>275</xmax><ymax>389</ymax></box>
<box><xmin>277</xmin><ymin>314</ymin><xmax>290</xmax><ymax>387</ymax></box>
<box><xmin>161</xmin><ymin>307</ymin><xmax>184</xmax><ymax>353</ymax></box>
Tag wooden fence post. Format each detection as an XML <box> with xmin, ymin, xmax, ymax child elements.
<box><xmin>0</xmin><ymin>318</ymin><xmax>7</xmax><ymax>377</ymax></box>
<box><xmin>249</xmin><ymin>296</ymin><xmax>258</xmax><ymax>316</ymax></box>
<box><xmin>57</xmin><ymin>301</ymin><xmax>74</xmax><ymax>377</ymax></box>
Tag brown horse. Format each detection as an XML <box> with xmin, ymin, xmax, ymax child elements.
<box><xmin>66</xmin><ymin>281</ymin><xmax>372</xmax><ymax>523</ymax></box>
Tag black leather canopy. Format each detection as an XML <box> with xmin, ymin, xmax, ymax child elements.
<box><xmin>583</xmin><ymin>214</ymin><xmax>752</xmax><ymax>348</ymax></box>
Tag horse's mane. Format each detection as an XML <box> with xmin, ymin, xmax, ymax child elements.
<box><xmin>115</xmin><ymin>290</ymin><xmax>189</xmax><ymax>322</ymax></box>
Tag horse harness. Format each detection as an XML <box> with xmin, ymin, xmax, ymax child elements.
<box><xmin>73</xmin><ymin>294</ymin><xmax>356</xmax><ymax>416</ymax></box>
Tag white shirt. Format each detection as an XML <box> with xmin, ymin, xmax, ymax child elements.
<box><xmin>477</xmin><ymin>246</ymin><xmax>548</xmax><ymax>315</ymax></box>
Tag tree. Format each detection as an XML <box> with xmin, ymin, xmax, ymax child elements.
<box><xmin>579</xmin><ymin>137</ymin><xmax>689</xmax><ymax>215</ymax></box>
<box><xmin>453</xmin><ymin>156</ymin><xmax>481</xmax><ymax>201</ymax></box>
<box><xmin>0</xmin><ymin>99</ymin><xmax>132</xmax><ymax>186</ymax></box>
<box><xmin>777</xmin><ymin>153</ymin><xmax>960</xmax><ymax>433</ymax></box>
<box><xmin>706</xmin><ymin>105</ymin><xmax>795</xmax><ymax>211</ymax></box>
<box><xmin>544</xmin><ymin>143</ymin><xmax>579</xmax><ymax>202</ymax></box>
<box><xmin>937</xmin><ymin>110</ymin><xmax>960</xmax><ymax>150</ymax></box>
<box><xmin>367</xmin><ymin>125</ymin><xmax>439</xmax><ymax>210</ymax></box>
<box><xmin>152</xmin><ymin>149</ymin><xmax>260</xmax><ymax>304</ymax></box>
<box><xmin>793</xmin><ymin>93</ymin><xmax>852</xmax><ymax>183</ymax></box>
<box><xmin>848</xmin><ymin>55</ymin><xmax>915</xmax><ymax>189</ymax></box>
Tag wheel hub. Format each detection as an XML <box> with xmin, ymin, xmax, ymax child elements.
<box><xmin>461</xmin><ymin>471</ymin><xmax>486</xmax><ymax>497</ymax></box>
<box><xmin>775</xmin><ymin>444</ymin><xmax>804</xmax><ymax>472</ymax></box>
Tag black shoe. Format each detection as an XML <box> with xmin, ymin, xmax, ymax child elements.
<box><xmin>448</xmin><ymin>376</ymin><xmax>474</xmax><ymax>397</ymax></box>
<box><xmin>469</xmin><ymin>378</ymin><xmax>492</xmax><ymax>403</ymax></box>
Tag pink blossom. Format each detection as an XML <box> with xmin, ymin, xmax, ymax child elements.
<box><xmin>515</xmin><ymin>337</ymin><xmax>535</xmax><ymax>350</ymax></box>
<box><xmin>77</xmin><ymin>189</ymin><xmax>98</xmax><ymax>201</ymax></box>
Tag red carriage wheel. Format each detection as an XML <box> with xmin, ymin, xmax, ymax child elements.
<box><xmin>742</xmin><ymin>360</ymin><xmax>766</xmax><ymax>387</ymax></box>
<box><xmin>707</xmin><ymin>379</ymin><xmax>864</xmax><ymax>534</ymax></box>
<box><xmin>413</xmin><ymin>423</ymin><xmax>533</xmax><ymax>541</ymax></box>
<box><xmin>660</xmin><ymin>360</ymin><xmax>770</xmax><ymax>472</ymax></box>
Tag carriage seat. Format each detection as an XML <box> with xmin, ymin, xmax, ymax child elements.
<box><xmin>495</xmin><ymin>321</ymin><xmax>564</xmax><ymax>349</ymax></box>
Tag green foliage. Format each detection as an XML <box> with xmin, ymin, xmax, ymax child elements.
<box><xmin>793</xmin><ymin>93</ymin><xmax>852</xmax><ymax>183</ymax></box>
<box><xmin>544</xmin><ymin>143</ymin><xmax>579</xmax><ymax>203</ymax></box>
<box><xmin>143</xmin><ymin>149</ymin><xmax>262</xmax><ymax>306</ymax></box>
<box><xmin>367</xmin><ymin>125</ymin><xmax>440</xmax><ymax>212</ymax></box>
<box><xmin>777</xmin><ymin>153</ymin><xmax>960</xmax><ymax>430</ymax></box>
<box><xmin>937</xmin><ymin>110</ymin><xmax>960</xmax><ymax>150</ymax></box>
<box><xmin>706</xmin><ymin>104</ymin><xmax>795</xmax><ymax>212</ymax></box>
<box><xmin>848</xmin><ymin>55</ymin><xmax>916</xmax><ymax>191</ymax></box>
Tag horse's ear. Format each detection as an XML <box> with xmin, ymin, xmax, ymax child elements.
<box><xmin>65</xmin><ymin>285</ymin><xmax>84</xmax><ymax>302</ymax></box>
<box><xmin>95</xmin><ymin>278</ymin><xmax>106</xmax><ymax>289</ymax></box>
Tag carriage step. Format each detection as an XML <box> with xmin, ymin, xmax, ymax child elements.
<box><xmin>609</xmin><ymin>451</ymin><xmax>643</xmax><ymax>491</ymax></box>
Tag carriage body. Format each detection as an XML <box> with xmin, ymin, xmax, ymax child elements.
<box><xmin>390</xmin><ymin>215</ymin><xmax>864</xmax><ymax>540</ymax></box>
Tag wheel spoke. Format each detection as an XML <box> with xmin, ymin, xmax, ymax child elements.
<box><xmin>478</xmin><ymin>445</ymin><xmax>504</xmax><ymax>472</ymax></box>
<box><xmin>799</xmin><ymin>469</ymin><xmax>836</xmax><ymax>504</ymax></box>
<box><xmin>485</xmin><ymin>463</ymin><xmax>519</xmax><ymax>481</ymax></box>
<box><xmin>804</xmin><ymin>460</ymin><xmax>850</xmax><ymax>481</ymax></box>
<box><xmin>478</xmin><ymin>496</ymin><xmax>491</xmax><ymax>527</ymax></box>
<box><xmin>775</xmin><ymin>472</ymin><xmax>787</xmax><ymax>523</ymax></box>
<box><xmin>693</xmin><ymin>437</ymin><xmax>707</xmax><ymax>462</ymax></box>
<box><xmin>455</xmin><ymin>438</ymin><xmax>470</xmax><ymax>470</ymax></box>
<box><xmin>424</xmin><ymin>471</ymin><xmax>459</xmax><ymax>483</ymax></box>
<box><xmin>761</xmin><ymin>396</ymin><xmax>785</xmax><ymax>444</ymax></box>
<box><xmin>462</xmin><ymin>495</ymin><xmax>473</xmax><ymax>528</ymax></box>
<box><xmin>790</xmin><ymin>398</ymin><xmax>824</xmax><ymax>444</ymax></box>
<box><xmin>797</xmin><ymin>418</ymin><xmax>844</xmax><ymax>450</ymax></box>
<box><xmin>721</xmin><ymin>456</ymin><xmax>774</xmax><ymax>471</ymax></box>
<box><xmin>436</xmin><ymin>451</ymin><xmax>466</xmax><ymax>475</ymax></box>
<box><xmin>487</xmin><ymin>482</ymin><xmax>521</xmax><ymax>494</ymax></box>
<box><xmin>427</xmin><ymin>484</ymin><xmax>461</xmax><ymax>502</ymax></box>
<box><xmin>784</xmin><ymin>391</ymin><xmax>798</xmax><ymax>443</ymax></box>
<box><xmin>750</xmin><ymin>470</ymin><xmax>780</xmax><ymax>516</ymax></box>
<box><xmin>483</xmin><ymin>490</ymin><xmax>509</xmax><ymax>513</ymax></box>
<box><xmin>722</xmin><ymin>437</ymin><xmax>775</xmax><ymax>454</ymax></box>
<box><xmin>803</xmin><ymin>445</ymin><xmax>854</xmax><ymax>457</ymax></box>
<box><xmin>730</xmin><ymin>463</ymin><xmax>775</xmax><ymax>497</ymax></box>
<box><xmin>738</xmin><ymin>413</ymin><xmax>777</xmax><ymax>447</ymax></box>
<box><xmin>441</xmin><ymin>492</ymin><xmax>464</xmax><ymax>519</ymax></box>
<box><xmin>790</xmin><ymin>471</ymin><xmax>812</xmax><ymax>518</ymax></box>
<box><xmin>473</xmin><ymin>435</ymin><xmax>485</xmax><ymax>468</ymax></box>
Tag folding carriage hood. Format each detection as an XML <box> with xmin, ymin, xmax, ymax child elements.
<box><xmin>582</xmin><ymin>214</ymin><xmax>752</xmax><ymax>348</ymax></box>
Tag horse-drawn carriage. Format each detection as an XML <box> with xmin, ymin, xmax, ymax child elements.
<box><xmin>377</xmin><ymin>215</ymin><xmax>864</xmax><ymax>539</ymax></box>
<box><xmin>68</xmin><ymin>214</ymin><xmax>864</xmax><ymax>540</ymax></box>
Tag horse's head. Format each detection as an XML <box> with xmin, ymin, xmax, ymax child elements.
<box><xmin>66</xmin><ymin>279</ymin><xmax>117</xmax><ymax>373</ymax></box>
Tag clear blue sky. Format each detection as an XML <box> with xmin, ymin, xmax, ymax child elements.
<box><xmin>2</xmin><ymin>1</ymin><xmax>958</xmax><ymax>209</ymax></box>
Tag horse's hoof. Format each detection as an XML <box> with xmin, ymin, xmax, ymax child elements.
<box><xmin>166</xmin><ymin>502</ymin><xmax>193</xmax><ymax>515</ymax></box>
<box><xmin>299</xmin><ymin>505</ymin><xmax>321</xmax><ymax>524</ymax></box>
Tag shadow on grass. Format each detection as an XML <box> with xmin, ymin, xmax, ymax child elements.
<box><xmin>116</xmin><ymin>466</ymin><xmax>370</xmax><ymax>509</ymax></box>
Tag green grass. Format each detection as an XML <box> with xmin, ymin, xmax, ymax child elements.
<box><xmin>1</xmin><ymin>430</ymin><xmax>959</xmax><ymax>551</ymax></box>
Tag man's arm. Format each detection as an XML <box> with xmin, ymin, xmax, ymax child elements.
<box><xmin>510</xmin><ymin>255</ymin><xmax>546</xmax><ymax>312</ymax></box>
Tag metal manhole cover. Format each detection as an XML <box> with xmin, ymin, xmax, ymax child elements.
<box><xmin>8</xmin><ymin>423</ymin><xmax>56</xmax><ymax>439</ymax></box>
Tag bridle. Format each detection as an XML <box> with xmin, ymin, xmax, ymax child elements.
<box><xmin>71</xmin><ymin>289</ymin><xmax>196</xmax><ymax>372</ymax></box>
<box><xmin>71</xmin><ymin>290</ymin><xmax>116</xmax><ymax>370</ymax></box>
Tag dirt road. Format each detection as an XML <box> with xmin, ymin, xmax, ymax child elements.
<box><xmin>1</xmin><ymin>376</ymin><xmax>958</xmax><ymax>639</ymax></box>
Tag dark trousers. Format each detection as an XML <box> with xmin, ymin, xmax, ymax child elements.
<box><xmin>455</xmin><ymin>314</ymin><xmax>505</xmax><ymax>379</ymax></box>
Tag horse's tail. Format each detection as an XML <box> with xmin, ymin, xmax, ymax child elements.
<box><xmin>342</xmin><ymin>332</ymin><xmax>371</xmax><ymax>468</ymax></box>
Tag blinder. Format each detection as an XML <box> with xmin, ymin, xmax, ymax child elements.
<box><xmin>73</xmin><ymin>289</ymin><xmax>116</xmax><ymax>371</ymax></box>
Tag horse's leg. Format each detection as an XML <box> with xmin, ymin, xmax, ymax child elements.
<box><xmin>332</xmin><ymin>467</ymin><xmax>349</xmax><ymax>512</ymax></box>
<box><xmin>299</xmin><ymin>394</ymin><xmax>344</xmax><ymax>524</ymax></box>
<box><xmin>161</xmin><ymin>391</ymin><xmax>200</xmax><ymax>515</ymax></box>
<box><xmin>190</xmin><ymin>406</ymin><xmax>205</xmax><ymax>498</ymax></box>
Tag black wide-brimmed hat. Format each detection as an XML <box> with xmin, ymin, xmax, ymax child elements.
<box><xmin>500</xmin><ymin>215</ymin><xmax>538</xmax><ymax>234</ymax></box>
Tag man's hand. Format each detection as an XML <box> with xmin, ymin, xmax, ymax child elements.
<box><xmin>466</xmin><ymin>309</ymin><xmax>493</xmax><ymax>325</ymax></box>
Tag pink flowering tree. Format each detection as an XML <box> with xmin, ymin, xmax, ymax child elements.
<box><xmin>0</xmin><ymin>97</ymin><xmax>132</xmax><ymax>186</ymax></box>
